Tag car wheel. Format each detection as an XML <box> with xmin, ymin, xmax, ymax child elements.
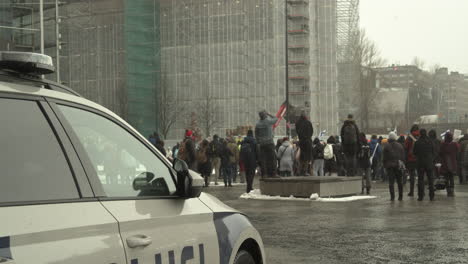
<box><xmin>234</xmin><ymin>250</ymin><xmax>256</xmax><ymax>264</ymax></box>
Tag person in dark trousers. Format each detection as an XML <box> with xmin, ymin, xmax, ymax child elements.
<box><xmin>340</xmin><ymin>114</ymin><xmax>360</xmax><ymax>176</ymax></box>
<box><xmin>295</xmin><ymin>112</ymin><xmax>314</xmax><ymax>175</ymax></box>
<box><xmin>458</xmin><ymin>130</ymin><xmax>468</xmax><ymax>184</ymax></box>
<box><xmin>384</xmin><ymin>132</ymin><xmax>406</xmax><ymax>201</ymax></box>
<box><xmin>255</xmin><ymin>110</ymin><xmax>278</xmax><ymax>178</ymax></box>
<box><xmin>324</xmin><ymin>136</ymin><xmax>338</xmax><ymax>176</ymax></box>
<box><xmin>196</xmin><ymin>139</ymin><xmax>212</xmax><ymax>187</ymax></box>
<box><xmin>413</xmin><ymin>129</ymin><xmax>435</xmax><ymax>201</ymax></box>
<box><xmin>404</xmin><ymin>124</ymin><xmax>420</xmax><ymax>197</ymax></box>
<box><xmin>220</xmin><ymin>139</ymin><xmax>234</xmax><ymax>187</ymax></box>
<box><xmin>178</xmin><ymin>130</ymin><xmax>196</xmax><ymax>170</ymax></box>
<box><xmin>334</xmin><ymin>136</ymin><xmax>346</xmax><ymax>176</ymax></box>
<box><xmin>240</xmin><ymin>130</ymin><xmax>257</xmax><ymax>193</ymax></box>
<box><xmin>312</xmin><ymin>137</ymin><xmax>325</xmax><ymax>176</ymax></box>
<box><xmin>357</xmin><ymin>133</ymin><xmax>371</xmax><ymax>195</ymax></box>
<box><xmin>440</xmin><ymin>132</ymin><xmax>459</xmax><ymax>197</ymax></box>
<box><xmin>429</xmin><ymin>130</ymin><xmax>442</xmax><ymax>180</ymax></box>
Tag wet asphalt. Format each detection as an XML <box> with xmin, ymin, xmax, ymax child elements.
<box><xmin>204</xmin><ymin>177</ymin><xmax>468</xmax><ymax>264</ymax></box>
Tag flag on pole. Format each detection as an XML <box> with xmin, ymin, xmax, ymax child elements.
<box><xmin>273</xmin><ymin>102</ymin><xmax>287</xmax><ymax>129</ymax></box>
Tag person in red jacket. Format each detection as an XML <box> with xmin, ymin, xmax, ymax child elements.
<box><xmin>404</xmin><ymin>124</ymin><xmax>420</xmax><ymax>197</ymax></box>
<box><xmin>440</xmin><ymin>132</ymin><xmax>460</xmax><ymax>197</ymax></box>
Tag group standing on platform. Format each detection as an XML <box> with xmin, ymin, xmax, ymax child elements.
<box><xmin>149</xmin><ymin>111</ymin><xmax>465</xmax><ymax>201</ymax></box>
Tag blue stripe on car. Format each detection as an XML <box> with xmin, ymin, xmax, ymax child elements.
<box><xmin>213</xmin><ymin>212</ymin><xmax>252</xmax><ymax>264</ymax></box>
<box><xmin>0</xmin><ymin>236</ymin><xmax>11</xmax><ymax>260</ymax></box>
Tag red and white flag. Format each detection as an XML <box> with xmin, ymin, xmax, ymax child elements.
<box><xmin>273</xmin><ymin>102</ymin><xmax>287</xmax><ymax>129</ymax></box>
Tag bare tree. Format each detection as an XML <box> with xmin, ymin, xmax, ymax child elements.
<box><xmin>412</xmin><ymin>56</ymin><xmax>426</xmax><ymax>70</ymax></box>
<box><xmin>197</xmin><ymin>96</ymin><xmax>221</xmax><ymax>138</ymax></box>
<box><xmin>157</xmin><ymin>74</ymin><xmax>185</xmax><ymax>139</ymax></box>
<box><xmin>348</xmin><ymin>29</ymin><xmax>387</xmax><ymax>131</ymax></box>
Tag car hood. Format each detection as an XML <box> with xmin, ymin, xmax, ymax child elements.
<box><xmin>198</xmin><ymin>192</ymin><xmax>239</xmax><ymax>214</ymax></box>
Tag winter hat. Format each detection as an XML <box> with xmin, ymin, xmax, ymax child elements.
<box><xmin>420</xmin><ymin>129</ymin><xmax>427</xmax><ymax>137</ymax></box>
<box><xmin>185</xmin><ymin>130</ymin><xmax>193</xmax><ymax>138</ymax></box>
<box><xmin>388</xmin><ymin>131</ymin><xmax>398</xmax><ymax>141</ymax></box>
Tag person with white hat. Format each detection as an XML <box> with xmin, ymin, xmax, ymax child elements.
<box><xmin>383</xmin><ymin>131</ymin><xmax>406</xmax><ymax>201</ymax></box>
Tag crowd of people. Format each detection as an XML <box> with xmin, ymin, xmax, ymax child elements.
<box><xmin>149</xmin><ymin>111</ymin><xmax>468</xmax><ymax>201</ymax></box>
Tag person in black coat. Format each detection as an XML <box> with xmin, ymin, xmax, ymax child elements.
<box><xmin>413</xmin><ymin>129</ymin><xmax>435</xmax><ymax>201</ymax></box>
<box><xmin>340</xmin><ymin>114</ymin><xmax>361</xmax><ymax>176</ymax></box>
<box><xmin>295</xmin><ymin>112</ymin><xmax>313</xmax><ymax>175</ymax></box>
<box><xmin>240</xmin><ymin>130</ymin><xmax>258</xmax><ymax>193</ymax></box>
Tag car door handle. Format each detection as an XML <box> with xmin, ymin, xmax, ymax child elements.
<box><xmin>126</xmin><ymin>235</ymin><xmax>152</xmax><ymax>248</ymax></box>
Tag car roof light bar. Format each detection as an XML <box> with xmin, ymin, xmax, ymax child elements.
<box><xmin>0</xmin><ymin>51</ymin><xmax>55</xmax><ymax>75</ymax></box>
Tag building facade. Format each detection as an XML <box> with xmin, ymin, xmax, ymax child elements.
<box><xmin>160</xmin><ymin>0</ymin><xmax>340</xmax><ymax>139</ymax></box>
<box><xmin>1</xmin><ymin>0</ymin><xmax>345</xmax><ymax>139</ymax></box>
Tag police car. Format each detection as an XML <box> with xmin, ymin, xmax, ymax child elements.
<box><xmin>0</xmin><ymin>52</ymin><xmax>265</xmax><ymax>264</ymax></box>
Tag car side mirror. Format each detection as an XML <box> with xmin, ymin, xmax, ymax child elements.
<box><xmin>173</xmin><ymin>158</ymin><xmax>204</xmax><ymax>198</ymax></box>
<box><xmin>132</xmin><ymin>172</ymin><xmax>170</xmax><ymax>196</ymax></box>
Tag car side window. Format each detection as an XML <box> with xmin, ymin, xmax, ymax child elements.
<box><xmin>58</xmin><ymin>105</ymin><xmax>177</xmax><ymax>197</ymax></box>
<box><xmin>0</xmin><ymin>98</ymin><xmax>79</xmax><ymax>203</ymax></box>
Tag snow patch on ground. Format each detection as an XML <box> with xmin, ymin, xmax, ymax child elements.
<box><xmin>240</xmin><ymin>189</ymin><xmax>376</xmax><ymax>202</ymax></box>
<box><xmin>209</xmin><ymin>182</ymin><xmax>246</xmax><ymax>187</ymax></box>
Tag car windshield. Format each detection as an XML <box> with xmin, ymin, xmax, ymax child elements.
<box><xmin>2</xmin><ymin>1</ymin><xmax>467</xmax><ymax>263</ymax></box>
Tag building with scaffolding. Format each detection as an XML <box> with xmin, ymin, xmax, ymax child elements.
<box><xmin>0</xmin><ymin>0</ymin><xmax>160</xmax><ymax>137</ymax></box>
<box><xmin>0</xmin><ymin>0</ymin><xmax>355</xmax><ymax>139</ymax></box>
<box><xmin>336</xmin><ymin>0</ymin><xmax>360</xmax><ymax>123</ymax></box>
<box><xmin>161</xmin><ymin>0</ymin><xmax>341</xmax><ymax>138</ymax></box>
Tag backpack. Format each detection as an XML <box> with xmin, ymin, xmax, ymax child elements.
<box><xmin>196</xmin><ymin>148</ymin><xmax>208</xmax><ymax>164</ymax></box>
<box><xmin>209</xmin><ymin>140</ymin><xmax>221</xmax><ymax>157</ymax></box>
<box><xmin>343</xmin><ymin>124</ymin><xmax>357</xmax><ymax>144</ymax></box>
<box><xmin>177</xmin><ymin>141</ymin><xmax>187</xmax><ymax>160</ymax></box>
<box><xmin>324</xmin><ymin>144</ymin><xmax>334</xmax><ymax>160</ymax></box>
<box><xmin>240</xmin><ymin>141</ymin><xmax>253</xmax><ymax>157</ymax></box>
<box><xmin>358</xmin><ymin>145</ymin><xmax>370</xmax><ymax>160</ymax></box>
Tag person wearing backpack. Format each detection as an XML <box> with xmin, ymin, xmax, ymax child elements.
<box><xmin>277</xmin><ymin>137</ymin><xmax>295</xmax><ymax>176</ymax></box>
<box><xmin>196</xmin><ymin>139</ymin><xmax>212</xmax><ymax>187</ymax></box>
<box><xmin>312</xmin><ymin>137</ymin><xmax>325</xmax><ymax>176</ymax></box>
<box><xmin>340</xmin><ymin>114</ymin><xmax>360</xmax><ymax>176</ymax></box>
<box><xmin>255</xmin><ymin>110</ymin><xmax>278</xmax><ymax>178</ymax></box>
<box><xmin>240</xmin><ymin>130</ymin><xmax>257</xmax><ymax>193</ymax></box>
<box><xmin>178</xmin><ymin>130</ymin><xmax>196</xmax><ymax>170</ymax></box>
<box><xmin>357</xmin><ymin>132</ymin><xmax>372</xmax><ymax>194</ymax></box>
<box><xmin>404</xmin><ymin>124</ymin><xmax>420</xmax><ymax>197</ymax></box>
<box><xmin>295</xmin><ymin>112</ymin><xmax>314</xmax><ymax>175</ymax></box>
<box><xmin>208</xmin><ymin>134</ymin><xmax>222</xmax><ymax>185</ymax></box>
<box><xmin>324</xmin><ymin>136</ymin><xmax>337</xmax><ymax>176</ymax></box>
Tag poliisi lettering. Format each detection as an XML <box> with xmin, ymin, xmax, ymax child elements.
<box><xmin>131</xmin><ymin>244</ymin><xmax>205</xmax><ymax>264</ymax></box>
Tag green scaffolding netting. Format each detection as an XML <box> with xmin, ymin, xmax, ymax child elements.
<box><xmin>125</xmin><ymin>0</ymin><xmax>160</xmax><ymax>138</ymax></box>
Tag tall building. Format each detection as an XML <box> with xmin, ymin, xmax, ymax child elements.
<box><xmin>0</xmin><ymin>0</ymin><xmax>160</xmax><ymax>137</ymax></box>
<box><xmin>161</xmin><ymin>0</ymin><xmax>340</xmax><ymax>138</ymax></box>
<box><xmin>434</xmin><ymin>68</ymin><xmax>468</xmax><ymax>123</ymax></box>
<box><xmin>1</xmin><ymin>0</ymin><xmax>346</xmax><ymax>139</ymax></box>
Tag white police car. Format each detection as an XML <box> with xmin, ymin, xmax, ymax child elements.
<box><xmin>0</xmin><ymin>52</ymin><xmax>265</xmax><ymax>264</ymax></box>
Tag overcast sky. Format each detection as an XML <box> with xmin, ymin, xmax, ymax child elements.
<box><xmin>360</xmin><ymin>0</ymin><xmax>468</xmax><ymax>74</ymax></box>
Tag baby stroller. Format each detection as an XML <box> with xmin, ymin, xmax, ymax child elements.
<box><xmin>434</xmin><ymin>163</ymin><xmax>446</xmax><ymax>190</ymax></box>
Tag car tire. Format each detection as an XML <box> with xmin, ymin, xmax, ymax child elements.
<box><xmin>234</xmin><ymin>250</ymin><xmax>256</xmax><ymax>264</ymax></box>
